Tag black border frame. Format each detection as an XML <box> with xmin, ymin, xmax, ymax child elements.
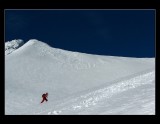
<box><xmin>0</xmin><ymin>0</ymin><xmax>158</xmax><ymax>122</ymax></box>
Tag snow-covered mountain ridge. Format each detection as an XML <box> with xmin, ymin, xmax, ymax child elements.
<box><xmin>5</xmin><ymin>39</ymin><xmax>24</xmax><ymax>55</ymax></box>
<box><xmin>5</xmin><ymin>39</ymin><xmax>155</xmax><ymax>115</ymax></box>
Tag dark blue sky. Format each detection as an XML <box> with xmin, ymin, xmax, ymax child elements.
<box><xmin>5</xmin><ymin>10</ymin><xmax>155</xmax><ymax>57</ymax></box>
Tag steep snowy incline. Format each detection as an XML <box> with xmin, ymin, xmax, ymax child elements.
<box><xmin>5</xmin><ymin>39</ymin><xmax>24</xmax><ymax>55</ymax></box>
<box><xmin>34</xmin><ymin>69</ymin><xmax>154</xmax><ymax>115</ymax></box>
<box><xmin>5</xmin><ymin>39</ymin><xmax>155</xmax><ymax>115</ymax></box>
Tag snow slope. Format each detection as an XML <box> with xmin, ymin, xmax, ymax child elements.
<box><xmin>5</xmin><ymin>39</ymin><xmax>155</xmax><ymax>115</ymax></box>
<box><xmin>5</xmin><ymin>39</ymin><xmax>24</xmax><ymax>55</ymax></box>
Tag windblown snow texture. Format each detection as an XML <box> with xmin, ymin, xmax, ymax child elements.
<box><xmin>5</xmin><ymin>39</ymin><xmax>24</xmax><ymax>55</ymax></box>
<box><xmin>5</xmin><ymin>39</ymin><xmax>155</xmax><ymax>115</ymax></box>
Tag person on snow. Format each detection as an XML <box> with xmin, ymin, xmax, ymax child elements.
<box><xmin>41</xmin><ymin>92</ymin><xmax>48</xmax><ymax>103</ymax></box>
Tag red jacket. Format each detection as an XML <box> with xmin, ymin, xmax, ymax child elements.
<box><xmin>42</xmin><ymin>93</ymin><xmax>48</xmax><ymax>98</ymax></box>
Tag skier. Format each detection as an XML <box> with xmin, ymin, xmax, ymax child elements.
<box><xmin>41</xmin><ymin>92</ymin><xmax>48</xmax><ymax>103</ymax></box>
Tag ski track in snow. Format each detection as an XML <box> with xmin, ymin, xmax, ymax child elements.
<box><xmin>35</xmin><ymin>69</ymin><xmax>155</xmax><ymax>115</ymax></box>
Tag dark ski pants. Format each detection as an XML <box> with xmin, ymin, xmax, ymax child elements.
<box><xmin>41</xmin><ymin>98</ymin><xmax>48</xmax><ymax>103</ymax></box>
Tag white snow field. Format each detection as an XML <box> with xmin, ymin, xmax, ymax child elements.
<box><xmin>5</xmin><ymin>39</ymin><xmax>155</xmax><ymax>115</ymax></box>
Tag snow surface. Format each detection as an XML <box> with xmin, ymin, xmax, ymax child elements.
<box><xmin>5</xmin><ymin>39</ymin><xmax>155</xmax><ymax>115</ymax></box>
<box><xmin>5</xmin><ymin>39</ymin><xmax>24</xmax><ymax>55</ymax></box>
